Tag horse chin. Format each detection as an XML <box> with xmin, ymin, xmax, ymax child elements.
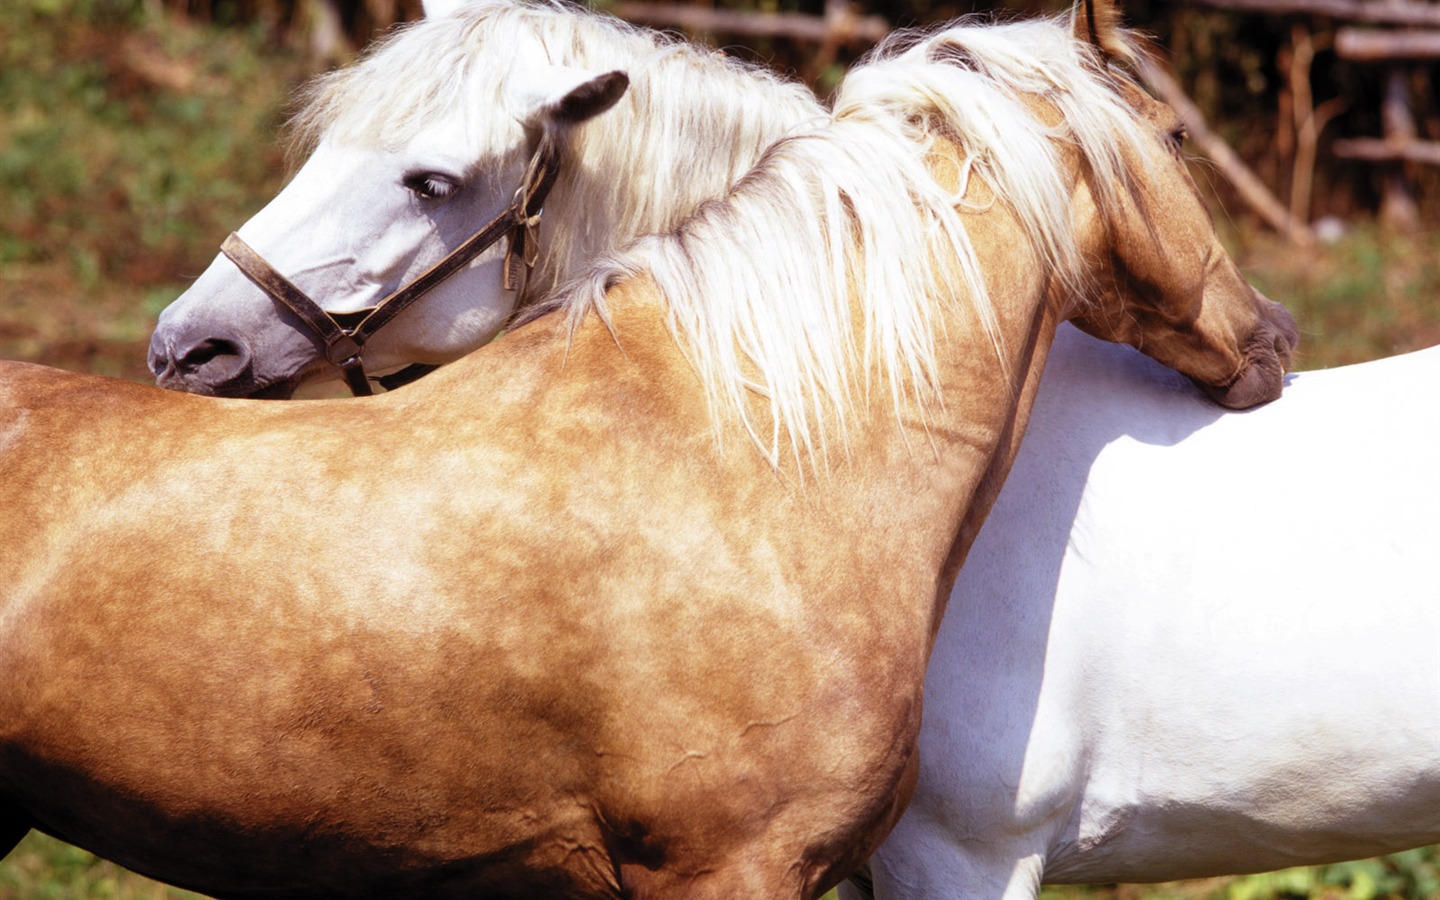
<box><xmin>247</xmin><ymin>379</ymin><xmax>302</xmax><ymax>400</ymax></box>
<box><xmin>1196</xmin><ymin>359</ymin><xmax>1284</xmax><ymax>410</ymax></box>
<box><xmin>1195</xmin><ymin>305</ymin><xmax>1300</xmax><ymax>410</ymax></box>
<box><xmin>155</xmin><ymin>372</ymin><xmax>301</xmax><ymax>400</ymax></box>
<box><xmin>1192</xmin><ymin>322</ymin><xmax>1296</xmax><ymax>411</ymax></box>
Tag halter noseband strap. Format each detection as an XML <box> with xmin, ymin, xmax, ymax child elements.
<box><xmin>221</xmin><ymin>140</ymin><xmax>562</xmax><ymax>397</ymax></box>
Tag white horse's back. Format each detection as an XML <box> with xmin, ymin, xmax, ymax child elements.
<box><xmin>867</xmin><ymin>330</ymin><xmax>1440</xmax><ymax>898</ymax></box>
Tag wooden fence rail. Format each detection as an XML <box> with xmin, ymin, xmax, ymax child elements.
<box><xmin>1335</xmin><ymin>27</ymin><xmax>1440</xmax><ymax>60</ymax></box>
<box><xmin>1120</xmin><ymin>0</ymin><xmax>1438</xmax><ymax>231</ymax></box>
<box><xmin>1333</xmin><ymin>137</ymin><xmax>1440</xmax><ymax>165</ymax></box>
<box><xmin>1188</xmin><ymin>0</ymin><xmax>1440</xmax><ymax>29</ymax></box>
<box><xmin>155</xmin><ymin>0</ymin><xmax>1436</xmax><ymax>234</ymax></box>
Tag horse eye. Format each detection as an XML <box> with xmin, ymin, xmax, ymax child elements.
<box><xmin>403</xmin><ymin>172</ymin><xmax>460</xmax><ymax>201</ymax></box>
<box><xmin>1168</xmin><ymin>126</ymin><xmax>1189</xmax><ymax>148</ymax></box>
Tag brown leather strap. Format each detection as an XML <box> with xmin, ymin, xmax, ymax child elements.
<box><xmin>221</xmin><ymin>233</ymin><xmax>358</xmax><ymax>363</ymax></box>
<box><xmin>502</xmin><ymin>141</ymin><xmax>559</xmax><ymax>292</ymax></box>
<box><xmin>350</xmin><ymin>138</ymin><xmax>561</xmax><ymax>344</ymax></box>
<box><xmin>223</xmin><ymin>232</ymin><xmax>373</xmax><ymax>395</ymax></box>
<box><xmin>374</xmin><ymin>363</ymin><xmax>440</xmax><ymax>391</ymax></box>
<box><xmin>218</xmin><ymin>139</ymin><xmax>562</xmax><ymax>396</ymax></box>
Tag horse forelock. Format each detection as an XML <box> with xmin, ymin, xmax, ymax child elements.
<box><xmin>282</xmin><ymin>0</ymin><xmax>822</xmax><ymax>301</ymax></box>
<box><xmin>539</xmin><ymin>15</ymin><xmax>1159</xmax><ymax>471</ymax></box>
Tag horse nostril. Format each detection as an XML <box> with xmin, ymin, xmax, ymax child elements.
<box><xmin>147</xmin><ymin>332</ymin><xmax>174</xmax><ymax>380</ymax></box>
<box><xmin>178</xmin><ymin>338</ymin><xmax>244</xmax><ymax>370</ymax></box>
<box><xmin>155</xmin><ymin>330</ymin><xmax>256</xmax><ymax>391</ymax></box>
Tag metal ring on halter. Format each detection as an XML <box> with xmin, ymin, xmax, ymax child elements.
<box><xmin>325</xmin><ymin>335</ymin><xmax>364</xmax><ymax>368</ymax></box>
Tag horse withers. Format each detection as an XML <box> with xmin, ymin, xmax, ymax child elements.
<box><xmin>3</xmin><ymin>3</ymin><xmax>1294</xmax><ymax>897</ymax></box>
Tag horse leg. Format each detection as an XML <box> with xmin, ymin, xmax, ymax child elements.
<box><xmin>619</xmin><ymin>850</ymin><xmax>814</xmax><ymax>900</ymax></box>
<box><xmin>0</xmin><ymin>804</ymin><xmax>32</xmax><ymax>858</ymax></box>
<box><xmin>865</xmin><ymin>834</ymin><xmax>1046</xmax><ymax>900</ymax></box>
<box><xmin>835</xmin><ymin>865</ymin><xmax>875</xmax><ymax>900</ymax></box>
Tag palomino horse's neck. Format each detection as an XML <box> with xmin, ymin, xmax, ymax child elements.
<box><xmin>448</xmin><ymin>134</ymin><xmax>1066</xmax><ymax>631</ymax></box>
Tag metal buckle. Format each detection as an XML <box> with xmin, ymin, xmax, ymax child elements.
<box><xmin>325</xmin><ymin>334</ymin><xmax>363</xmax><ymax>367</ymax></box>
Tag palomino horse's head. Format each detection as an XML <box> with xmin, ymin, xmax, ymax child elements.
<box><xmin>149</xmin><ymin>0</ymin><xmax>819</xmax><ymax>398</ymax></box>
<box><xmin>1059</xmin><ymin>0</ymin><xmax>1298</xmax><ymax>407</ymax></box>
<box><xmin>763</xmin><ymin>0</ymin><xmax>1296</xmax><ymax>427</ymax></box>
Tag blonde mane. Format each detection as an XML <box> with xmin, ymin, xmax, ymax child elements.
<box><xmin>544</xmin><ymin>14</ymin><xmax>1156</xmax><ymax>469</ymax></box>
<box><xmin>286</xmin><ymin>0</ymin><xmax>823</xmax><ymax>303</ymax></box>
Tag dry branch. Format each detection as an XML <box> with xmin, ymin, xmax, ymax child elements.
<box><xmin>1137</xmin><ymin>59</ymin><xmax>1316</xmax><ymax>245</ymax></box>
<box><xmin>1377</xmin><ymin>67</ymin><xmax>1421</xmax><ymax>229</ymax></box>
<box><xmin>1332</xmin><ymin>138</ymin><xmax>1440</xmax><ymax>165</ymax></box>
<box><xmin>1336</xmin><ymin>27</ymin><xmax>1440</xmax><ymax>60</ymax></box>
<box><xmin>608</xmin><ymin>1</ymin><xmax>890</xmax><ymax>45</ymax></box>
<box><xmin>1187</xmin><ymin>0</ymin><xmax>1440</xmax><ymax>28</ymax></box>
<box><xmin>1285</xmin><ymin>25</ymin><xmax>1344</xmax><ymax>225</ymax></box>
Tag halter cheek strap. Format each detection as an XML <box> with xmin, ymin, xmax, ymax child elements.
<box><xmin>221</xmin><ymin>140</ymin><xmax>562</xmax><ymax>397</ymax></box>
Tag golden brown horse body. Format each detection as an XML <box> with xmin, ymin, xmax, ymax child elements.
<box><xmin>0</xmin><ymin>6</ymin><xmax>1296</xmax><ymax>897</ymax></box>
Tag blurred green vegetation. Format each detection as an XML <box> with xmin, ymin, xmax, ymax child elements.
<box><xmin>0</xmin><ymin>0</ymin><xmax>304</xmax><ymax>378</ymax></box>
<box><xmin>0</xmin><ymin>0</ymin><xmax>1436</xmax><ymax>898</ymax></box>
<box><xmin>1223</xmin><ymin>221</ymin><xmax>1440</xmax><ymax>367</ymax></box>
<box><xmin>0</xmin><ymin>0</ymin><xmax>294</xmax><ymax>280</ymax></box>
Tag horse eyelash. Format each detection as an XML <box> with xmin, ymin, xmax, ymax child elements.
<box><xmin>402</xmin><ymin>172</ymin><xmax>461</xmax><ymax>201</ymax></box>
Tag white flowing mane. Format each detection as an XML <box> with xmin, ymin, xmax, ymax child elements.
<box><xmin>286</xmin><ymin>0</ymin><xmax>823</xmax><ymax>302</ymax></box>
<box><xmin>542</xmin><ymin>14</ymin><xmax>1156</xmax><ymax>469</ymax></box>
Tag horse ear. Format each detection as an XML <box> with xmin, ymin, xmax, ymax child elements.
<box><xmin>1072</xmin><ymin>0</ymin><xmax>1130</xmax><ymax>64</ymax></box>
<box><xmin>512</xmin><ymin>68</ymin><xmax>631</xmax><ymax>129</ymax></box>
<box><xmin>549</xmin><ymin>70</ymin><xmax>630</xmax><ymax>125</ymax></box>
<box><xmin>421</xmin><ymin>0</ymin><xmax>467</xmax><ymax>18</ymax></box>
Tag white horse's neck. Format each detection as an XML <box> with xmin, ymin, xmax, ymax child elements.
<box><xmin>520</xmin><ymin>34</ymin><xmax>824</xmax><ymax>305</ymax></box>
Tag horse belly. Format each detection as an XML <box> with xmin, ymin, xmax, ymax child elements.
<box><xmin>1042</xmin><ymin>565</ymin><xmax>1440</xmax><ymax>882</ymax></box>
<box><xmin>1045</xmin><ymin>774</ymin><xmax>1440</xmax><ymax>884</ymax></box>
<box><xmin>0</xmin><ymin>705</ymin><xmax>625</xmax><ymax>899</ymax></box>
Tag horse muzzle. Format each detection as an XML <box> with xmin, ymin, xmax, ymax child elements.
<box><xmin>148</xmin><ymin>324</ymin><xmax>302</xmax><ymax>399</ymax></box>
<box><xmin>1196</xmin><ymin>296</ymin><xmax>1300</xmax><ymax>410</ymax></box>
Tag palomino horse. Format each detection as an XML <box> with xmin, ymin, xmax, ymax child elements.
<box><xmin>842</xmin><ymin>329</ymin><xmax>1440</xmax><ymax>899</ymax></box>
<box><xmin>144</xmin><ymin>1</ymin><xmax>1425</xmax><ymax>893</ymax></box>
<box><xmin>148</xmin><ymin>0</ymin><xmax>823</xmax><ymax>397</ymax></box>
<box><xmin>1</xmin><ymin>6</ymin><xmax>1296</xmax><ymax>899</ymax></box>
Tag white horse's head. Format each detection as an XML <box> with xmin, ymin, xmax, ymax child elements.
<box><xmin>149</xmin><ymin>0</ymin><xmax>820</xmax><ymax>398</ymax></box>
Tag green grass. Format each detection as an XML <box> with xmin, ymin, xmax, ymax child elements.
<box><xmin>1</xmin><ymin>1</ymin><xmax>1438</xmax><ymax>898</ymax></box>
<box><xmin>1222</xmin><ymin>223</ymin><xmax>1440</xmax><ymax>370</ymax></box>
<box><xmin>0</xmin><ymin>0</ymin><xmax>302</xmax><ymax>380</ymax></box>
<box><xmin>1</xmin><ymin>834</ymin><xmax>202</xmax><ymax>900</ymax></box>
<box><xmin>0</xmin><ymin>0</ymin><xmax>297</xmax><ymax>286</ymax></box>
<box><xmin>1039</xmin><ymin>847</ymin><xmax>1440</xmax><ymax>900</ymax></box>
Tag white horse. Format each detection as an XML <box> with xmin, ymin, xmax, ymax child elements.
<box><xmin>841</xmin><ymin>327</ymin><xmax>1440</xmax><ymax>899</ymax></box>
<box><xmin>148</xmin><ymin>0</ymin><xmax>822</xmax><ymax>397</ymax></box>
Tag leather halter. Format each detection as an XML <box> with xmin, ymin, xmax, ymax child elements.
<box><xmin>221</xmin><ymin>141</ymin><xmax>562</xmax><ymax>396</ymax></box>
